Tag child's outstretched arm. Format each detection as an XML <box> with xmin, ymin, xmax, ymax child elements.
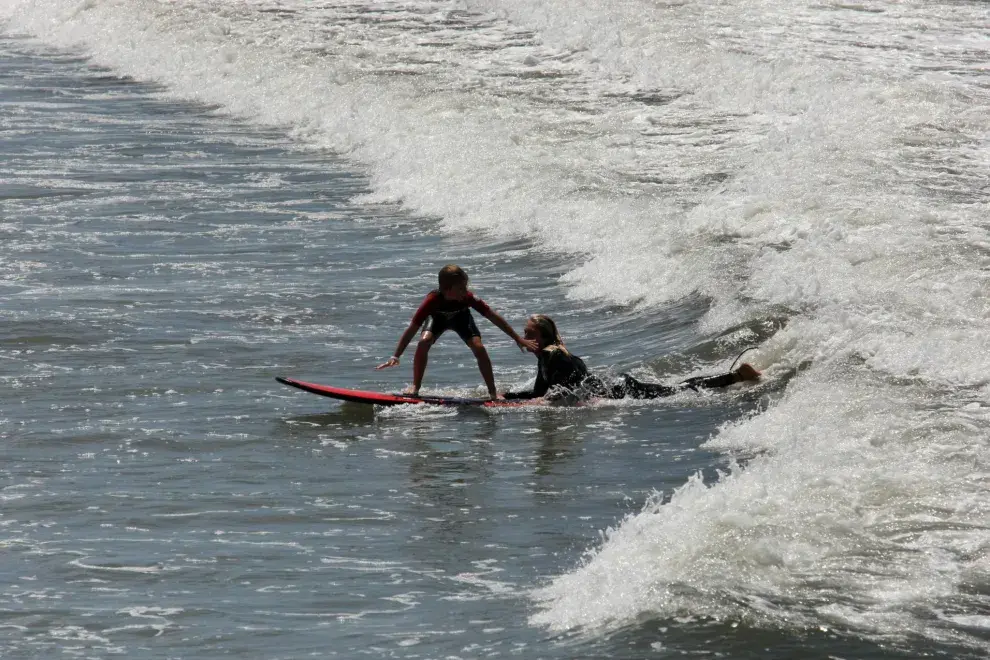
<box><xmin>377</xmin><ymin>293</ymin><xmax>438</xmax><ymax>370</ymax></box>
<box><xmin>480</xmin><ymin>308</ymin><xmax>538</xmax><ymax>353</ymax></box>
<box><xmin>375</xmin><ymin>321</ymin><xmax>420</xmax><ymax>370</ymax></box>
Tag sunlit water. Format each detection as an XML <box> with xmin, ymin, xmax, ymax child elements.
<box><xmin>1</xmin><ymin>0</ymin><xmax>989</xmax><ymax>658</ymax></box>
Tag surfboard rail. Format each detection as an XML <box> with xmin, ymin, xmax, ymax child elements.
<box><xmin>276</xmin><ymin>376</ymin><xmax>533</xmax><ymax>408</ymax></box>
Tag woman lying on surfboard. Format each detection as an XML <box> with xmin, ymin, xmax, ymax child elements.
<box><xmin>503</xmin><ymin>314</ymin><xmax>761</xmax><ymax>402</ymax></box>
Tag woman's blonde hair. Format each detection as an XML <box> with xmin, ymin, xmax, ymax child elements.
<box><xmin>530</xmin><ymin>314</ymin><xmax>568</xmax><ymax>354</ymax></box>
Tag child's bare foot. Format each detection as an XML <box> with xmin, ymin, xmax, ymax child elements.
<box><xmin>402</xmin><ymin>386</ymin><xmax>420</xmax><ymax>396</ymax></box>
<box><xmin>735</xmin><ymin>363</ymin><xmax>761</xmax><ymax>382</ymax></box>
<box><xmin>490</xmin><ymin>392</ymin><xmax>505</xmax><ymax>401</ymax></box>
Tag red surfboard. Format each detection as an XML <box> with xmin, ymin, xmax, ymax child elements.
<box><xmin>276</xmin><ymin>376</ymin><xmax>535</xmax><ymax>408</ymax></box>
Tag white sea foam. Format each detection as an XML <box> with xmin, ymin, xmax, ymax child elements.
<box><xmin>3</xmin><ymin>0</ymin><xmax>989</xmax><ymax>648</ymax></box>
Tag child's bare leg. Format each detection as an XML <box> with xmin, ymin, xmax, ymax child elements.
<box><xmin>467</xmin><ymin>337</ymin><xmax>499</xmax><ymax>399</ymax></box>
<box><xmin>408</xmin><ymin>333</ymin><xmax>433</xmax><ymax>395</ymax></box>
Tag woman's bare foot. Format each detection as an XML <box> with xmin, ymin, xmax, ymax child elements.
<box><xmin>735</xmin><ymin>363</ymin><xmax>761</xmax><ymax>382</ymax></box>
<box><xmin>402</xmin><ymin>386</ymin><xmax>420</xmax><ymax>396</ymax></box>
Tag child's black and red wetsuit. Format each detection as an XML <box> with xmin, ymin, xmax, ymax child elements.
<box><xmin>411</xmin><ymin>290</ymin><xmax>494</xmax><ymax>342</ymax></box>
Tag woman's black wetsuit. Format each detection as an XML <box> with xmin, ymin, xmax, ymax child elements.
<box><xmin>504</xmin><ymin>346</ymin><xmax>744</xmax><ymax>401</ymax></box>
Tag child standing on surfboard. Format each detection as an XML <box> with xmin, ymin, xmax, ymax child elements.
<box><xmin>376</xmin><ymin>265</ymin><xmax>537</xmax><ymax>400</ymax></box>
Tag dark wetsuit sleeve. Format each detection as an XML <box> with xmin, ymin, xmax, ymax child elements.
<box><xmin>679</xmin><ymin>372</ymin><xmax>740</xmax><ymax>391</ymax></box>
<box><xmin>504</xmin><ymin>351</ymin><xmax>558</xmax><ymax>400</ymax></box>
<box><xmin>531</xmin><ymin>358</ymin><xmax>553</xmax><ymax>397</ymax></box>
<box><xmin>410</xmin><ymin>292</ymin><xmax>440</xmax><ymax>327</ymax></box>
<box><xmin>503</xmin><ymin>365</ymin><xmax>550</xmax><ymax>400</ymax></box>
<box><xmin>468</xmin><ymin>293</ymin><xmax>494</xmax><ymax>318</ymax></box>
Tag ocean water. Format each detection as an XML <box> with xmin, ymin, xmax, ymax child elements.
<box><xmin>1</xmin><ymin>1</ymin><xmax>989</xmax><ymax>658</ymax></box>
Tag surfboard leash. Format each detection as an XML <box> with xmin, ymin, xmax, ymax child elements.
<box><xmin>729</xmin><ymin>346</ymin><xmax>760</xmax><ymax>372</ymax></box>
